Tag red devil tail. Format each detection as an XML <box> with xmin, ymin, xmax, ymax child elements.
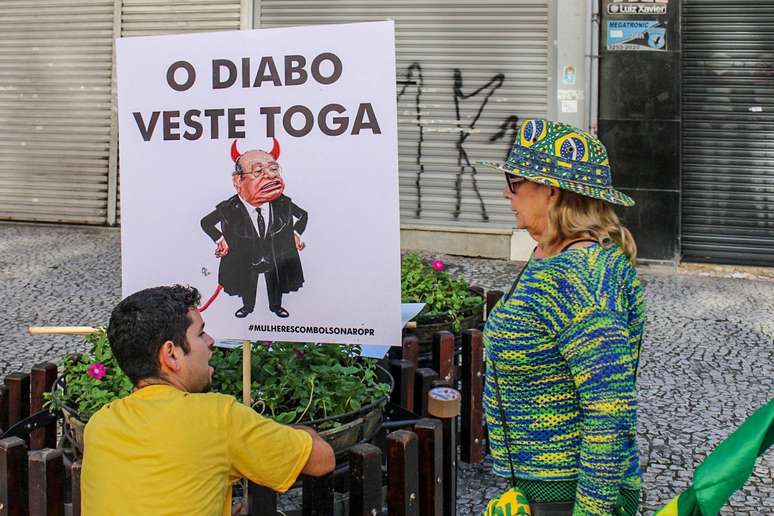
<box><xmin>198</xmin><ymin>284</ymin><xmax>223</xmax><ymax>312</ymax></box>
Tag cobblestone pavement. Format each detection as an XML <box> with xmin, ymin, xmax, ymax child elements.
<box><xmin>2</xmin><ymin>224</ymin><xmax>773</xmax><ymax>515</ymax></box>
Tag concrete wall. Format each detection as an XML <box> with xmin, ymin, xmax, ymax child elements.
<box><xmin>552</xmin><ymin>0</ymin><xmax>592</xmax><ymax>129</ymax></box>
<box><xmin>400</xmin><ymin>225</ymin><xmax>537</xmax><ymax>261</ymax></box>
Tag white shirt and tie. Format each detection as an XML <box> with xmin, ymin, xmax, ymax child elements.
<box><xmin>239</xmin><ymin>196</ymin><xmax>271</xmax><ymax>239</ymax></box>
<box><xmin>217</xmin><ymin>197</ymin><xmax>271</xmax><ymax>243</ymax></box>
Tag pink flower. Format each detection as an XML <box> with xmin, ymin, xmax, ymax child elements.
<box><xmin>431</xmin><ymin>260</ymin><xmax>445</xmax><ymax>271</ymax></box>
<box><xmin>294</xmin><ymin>350</ymin><xmax>305</xmax><ymax>359</ymax></box>
<box><xmin>87</xmin><ymin>362</ymin><xmax>106</xmax><ymax>380</ymax></box>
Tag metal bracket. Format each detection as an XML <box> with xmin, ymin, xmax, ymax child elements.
<box><xmin>0</xmin><ymin>410</ymin><xmax>58</xmax><ymax>441</ymax></box>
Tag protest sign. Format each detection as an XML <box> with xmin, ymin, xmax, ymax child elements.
<box><xmin>116</xmin><ymin>21</ymin><xmax>400</xmax><ymax>346</ymax></box>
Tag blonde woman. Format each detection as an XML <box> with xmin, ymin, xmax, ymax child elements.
<box><xmin>481</xmin><ymin>119</ymin><xmax>644</xmax><ymax>515</ymax></box>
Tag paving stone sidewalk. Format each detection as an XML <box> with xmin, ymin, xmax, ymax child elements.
<box><xmin>1</xmin><ymin>223</ymin><xmax>772</xmax><ymax>515</ymax></box>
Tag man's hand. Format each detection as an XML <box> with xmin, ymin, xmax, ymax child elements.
<box><xmin>215</xmin><ymin>238</ymin><xmax>229</xmax><ymax>258</ymax></box>
<box><xmin>294</xmin><ymin>232</ymin><xmax>306</xmax><ymax>251</ymax></box>
<box><xmin>294</xmin><ymin>425</ymin><xmax>335</xmax><ymax>476</ymax></box>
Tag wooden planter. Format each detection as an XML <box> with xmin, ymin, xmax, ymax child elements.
<box><xmin>311</xmin><ymin>363</ymin><xmax>393</xmax><ymax>457</ymax></box>
<box><xmin>405</xmin><ymin>292</ymin><xmax>485</xmax><ymax>361</ymax></box>
<box><xmin>55</xmin><ymin>363</ymin><xmax>394</xmax><ymax>461</ymax></box>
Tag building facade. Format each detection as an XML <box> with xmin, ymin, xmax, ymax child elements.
<box><xmin>1</xmin><ymin>0</ymin><xmax>771</xmax><ymax>266</ymax></box>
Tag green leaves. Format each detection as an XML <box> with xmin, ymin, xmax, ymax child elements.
<box><xmin>45</xmin><ymin>328</ymin><xmax>133</xmax><ymax>421</ymax></box>
<box><xmin>210</xmin><ymin>342</ymin><xmax>389</xmax><ymax>429</ymax></box>
<box><xmin>401</xmin><ymin>254</ymin><xmax>482</xmax><ymax>332</ymax></box>
<box><xmin>51</xmin><ymin>335</ymin><xmax>390</xmax><ymax>430</ymax></box>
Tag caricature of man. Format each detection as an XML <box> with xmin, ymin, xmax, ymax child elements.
<box><xmin>201</xmin><ymin>139</ymin><xmax>307</xmax><ymax>318</ymax></box>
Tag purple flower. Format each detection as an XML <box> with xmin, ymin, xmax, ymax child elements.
<box><xmin>87</xmin><ymin>362</ymin><xmax>106</xmax><ymax>380</ymax></box>
<box><xmin>431</xmin><ymin>260</ymin><xmax>445</xmax><ymax>271</ymax></box>
<box><xmin>294</xmin><ymin>350</ymin><xmax>305</xmax><ymax>360</ymax></box>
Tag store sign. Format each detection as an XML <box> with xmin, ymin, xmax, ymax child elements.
<box><xmin>608</xmin><ymin>2</ymin><xmax>668</xmax><ymax>15</ymax></box>
<box><xmin>607</xmin><ymin>20</ymin><xmax>668</xmax><ymax>51</ymax></box>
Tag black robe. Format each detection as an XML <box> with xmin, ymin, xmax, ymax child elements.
<box><xmin>200</xmin><ymin>194</ymin><xmax>307</xmax><ymax>298</ymax></box>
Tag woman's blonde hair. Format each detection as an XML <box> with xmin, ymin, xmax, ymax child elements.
<box><xmin>545</xmin><ymin>189</ymin><xmax>637</xmax><ymax>262</ymax></box>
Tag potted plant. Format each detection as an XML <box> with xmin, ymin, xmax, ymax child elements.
<box><xmin>210</xmin><ymin>342</ymin><xmax>392</xmax><ymax>454</ymax></box>
<box><xmin>47</xmin><ymin>329</ymin><xmax>392</xmax><ymax>460</ymax></box>
<box><xmin>46</xmin><ymin>328</ymin><xmax>133</xmax><ymax>459</ymax></box>
<box><xmin>401</xmin><ymin>253</ymin><xmax>484</xmax><ymax>349</ymax></box>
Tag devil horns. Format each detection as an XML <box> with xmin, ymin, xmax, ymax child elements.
<box><xmin>230</xmin><ymin>138</ymin><xmax>281</xmax><ymax>162</ymax></box>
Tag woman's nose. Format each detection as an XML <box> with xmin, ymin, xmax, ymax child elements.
<box><xmin>502</xmin><ymin>185</ymin><xmax>512</xmax><ymax>199</ymax></box>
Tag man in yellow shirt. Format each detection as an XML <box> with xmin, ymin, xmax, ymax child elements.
<box><xmin>81</xmin><ymin>285</ymin><xmax>335</xmax><ymax>516</ymax></box>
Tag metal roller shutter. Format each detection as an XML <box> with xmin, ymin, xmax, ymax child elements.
<box><xmin>116</xmin><ymin>0</ymin><xmax>246</xmax><ymax>223</ymax></box>
<box><xmin>0</xmin><ymin>0</ymin><xmax>117</xmax><ymax>224</ymax></box>
<box><xmin>258</xmin><ymin>0</ymin><xmax>550</xmax><ymax>229</ymax></box>
<box><xmin>682</xmin><ymin>1</ymin><xmax>774</xmax><ymax>266</ymax></box>
<box><xmin>121</xmin><ymin>0</ymin><xmax>244</xmax><ymax>37</ymax></box>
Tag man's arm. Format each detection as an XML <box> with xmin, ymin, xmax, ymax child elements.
<box><xmin>201</xmin><ymin>209</ymin><xmax>224</xmax><ymax>242</ymax></box>
<box><xmin>293</xmin><ymin>425</ymin><xmax>335</xmax><ymax>476</ymax></box>
<box><xmin>202</xmin><ymin>209</ymin><xmax>230</xmax><ymax>256</ymax></box>
<box><xmin>227</xmin><ymin>399</ymin><xmax>335</xmax><ymax>492</ymax></box>
<box><xmin>290</xmin><ymin>202</ymin><xmax>308</xmax><ymax>235</ymax></box>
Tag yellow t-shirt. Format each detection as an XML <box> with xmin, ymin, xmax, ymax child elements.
<box><xmin>81</xmin><ymin>384</ymin><xmax>312</xmax><ymax>516</ymax></box>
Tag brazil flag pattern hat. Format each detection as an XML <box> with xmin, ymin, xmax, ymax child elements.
<box><xmin>480</xmin><ymin>119</ymin><xmax>635</xmax><ymax>207</ymax></box>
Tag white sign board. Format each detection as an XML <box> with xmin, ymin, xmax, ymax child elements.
<box><xmin>116</xmin><ymin>21</ymin><xmax>401</xmax><ymax>346</ymax></box>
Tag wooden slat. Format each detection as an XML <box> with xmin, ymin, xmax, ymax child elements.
<box><xmin>0</xmin><ymin>385</ymin><xmax>8</xmax><ymax>433</ymax></box>
<box><xmin>432</xmin><ymin>332</ymin><xmax>455</xmax><ymax>385</ymax></box>
<box><xmin>387</xmin><ymin>430</ymin><xmax>419</xmax><ymax>516</ymax></box>
<box><xmin>0</xmin><ymin>437</ymin><xmax>28</xmax><ymax>516</ymax></box>
<box><xmin>389</xmin><ymin>359</ymin><xmax>416</xmax><ymax>413</ymax></box>
<box><xmin>388</xmin><ymin>345</ymin><xmax>403</xmax><ymax>362</ymax></box>
<box><xmin>414</xmin><ymin>368</ymin><xmax>439</xmax><ymax>418</ymax></box>
<box><xmin>69</xmin><ymin>461</ymin><xmax>81</xmax><ymax>516</ymax></box>
<box><xmin>4</xmin><ymin>374</ymin><xmax>30</xmax><ymax>429</ymax></box>
<box><xmin>440</xmin><ymin>417</ymin><xmax>457</xmax><ymax>516</ymax></box>
<box><xmin>30</xmin><ymin>364</ymin><xmax>58</xmax><ymax>450</ymax></box>
<box><xmin>461</xmin><ymin>329</ymin><xmax>485</xmax><ymax>464</ymax></box>
<box><xmin>247</xmin><ymin>482</ymin><xmax>277</xmax><ymax>516</ymax></box>
<box><xmin>349</xmin><ymin>443</ymin><xmax>383</xmax><ymax>516</ymax></box>
<box><xmin>302</xmin><ymin>472</ymin><xmax>334</xmax><ymax>515</ymax></box>
<box><xmin>486</xmin><ymin>290</ymin><xmax>503</xmax><ymax>318</ymax></box>
<box><xmin>414</xmin><ymin>419</ymin><xmax>443</xmax><ymax>516</ymax></box>
<box><xmin>27</xmin><ymin>448</ymin><xmax>64</xmax><ymax>516</ymax></box>
<box><xmin>401</xmin><ymin>335</ymin><xmax>419</xmax><ymax>369</ymax></box>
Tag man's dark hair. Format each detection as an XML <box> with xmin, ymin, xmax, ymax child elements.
<box><xmin>107</xmin><ymin>285</ymin><xmax>201</xmax><ymax>385</ymax></box>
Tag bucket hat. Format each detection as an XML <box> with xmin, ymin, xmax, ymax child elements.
<box><xmin>479</xmin><ymin>119</ymin><xmax>634</xmax><ymax>207</ymax></box>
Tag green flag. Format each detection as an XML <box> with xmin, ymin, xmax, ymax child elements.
<box><xmin>655</xmin><ymin>398</ymin><xmax>774</xmax><ymax>516</ymax></box>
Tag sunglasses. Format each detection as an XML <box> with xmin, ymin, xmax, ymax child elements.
<box><xmin>504</xmin><ymin>173</ymin><xmax>525</xmax><ymax>194</ymax></box>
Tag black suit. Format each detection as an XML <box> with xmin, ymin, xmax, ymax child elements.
<box><xmin>201</xmin><ymin>194</ymin><xmax>307</xmax><ymax>313</ymax></box>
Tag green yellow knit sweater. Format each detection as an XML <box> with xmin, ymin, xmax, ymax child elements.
<box><xmin>483</xmin><ymin>243</ymin><xmax>645</xmax><ymax>515</ymax></box>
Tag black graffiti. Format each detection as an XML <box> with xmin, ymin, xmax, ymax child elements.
<box><xmin>453</xmin><ymin>70</ymin><xmax>510</xmax><ymax>221</ymax></box>
<box><xmin>396</xmin><ymin>63</ymin><xmax>425</xmax><ymax>218</ymax></box>
<box><xmin>397</xmin><ymin>63</ymin><xmax>518</xmax><ymax>221</ymax></box>
<box><xmin>490</xmin><ymin>115</ymin><xmax>520</xmax><ymax>157</ymax></box>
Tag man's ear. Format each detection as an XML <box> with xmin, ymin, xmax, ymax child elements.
<box><xmin>158</xmin><ymin>340</ymin><xmax>182</xmax><ymax>374</ymax></box>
